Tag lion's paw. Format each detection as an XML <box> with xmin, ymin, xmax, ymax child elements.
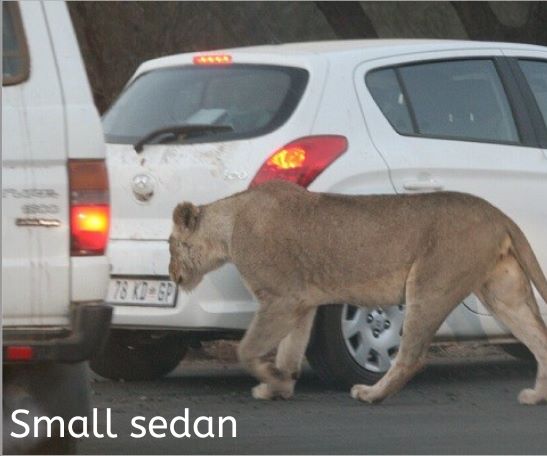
<box><xmin>518</xmin><ymin>388</ymin><xmax>546</xmax><ymax>405</ymax></box>
<box><xmin>252</xmin><ymin>383</ymin><xmax>274</xmax><ymax>400</ymax></box>
<box><xmin>252</xmin><ymin>383</ymin><xmax>293</xmax><ymax>400</ymax></box>
<box><xmin>351</xmin><ymin>384</ymin><xmax>377</xmax><ymax>404</ymax></box>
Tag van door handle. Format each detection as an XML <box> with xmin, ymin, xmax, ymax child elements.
<box><xmin>16</xmin><ymin>218</ymin><xmax>61</xmax><ymax>228</ymax></box>
<box><xmin>403</xmin><ymin>180</ymin><xmax>444</xmax><ymax>192</ymax></box>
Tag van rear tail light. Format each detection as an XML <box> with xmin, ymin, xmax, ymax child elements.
<box><xmin>250</xmin><ymin>135</ymin><xmax>348</xmax><ymax>188</ymax></box>
<box><xmin>68</xmin><ymin>160</ymin><xmax>110</xmax><ymax>256</ymax></box>
<box><xmin>5</xmin><ymin>346</ymin><xmax>33</xmax><ymax>361</ymax></box>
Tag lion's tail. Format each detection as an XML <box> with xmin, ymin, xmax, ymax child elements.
<box><xmin>506</xmin><ymin>218</ymin><xmax>547</xmax><ymax>316</ymax></box>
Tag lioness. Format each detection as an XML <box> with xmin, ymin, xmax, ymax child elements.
<box><xmin>169</xmin><ymin>180</ymin><xmax>547</xmax><ymax>405</ymax></box>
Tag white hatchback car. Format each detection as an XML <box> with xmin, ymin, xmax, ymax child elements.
<box><xmin>93</xmin><ymin>40</ymin><xmax>547</xmax><ymax>386</ymax></box>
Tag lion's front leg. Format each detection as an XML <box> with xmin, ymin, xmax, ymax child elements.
<box><xmin>238</xmin><ymin>303</ymin><xmax>305</xmax><ymax>400</ymax></box>
<box><xmin>251</xmin><ymin>308</ymin><xmax>317</xmax><ymax>400</ymax></box>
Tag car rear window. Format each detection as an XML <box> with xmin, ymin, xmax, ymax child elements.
<box><xmin>103</xmin><ymin>64</ymin><xmax>308</xmax><ymax>145</ymax></box>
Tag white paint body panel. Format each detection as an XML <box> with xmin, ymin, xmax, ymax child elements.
<box><xmin>106</xmin><ymin>40</ymin><xmax>547</xmax><ymax>341</ymax></box>
<box><xmin>108</xmin><ymin>241</ymin><xmax>256</xmax><ymax>329</ymax></box>
<box><xmin>354</xmin><ymin>49</ymin><xmax>547</xmax><ymax>316</ymax></box>
<box><xmin>2</xmin><ymin>2</ymin><xmax>108</xmax><ymax>328</ymax></box>
<box><xmin>42</xmin><ymin>1</ymin><xmax>106</xmax><ymax>160</ymax></box>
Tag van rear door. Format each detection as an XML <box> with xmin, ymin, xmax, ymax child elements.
<box><xmin>2</xmin><ymin>2</ymin><xmax>70</xmax><ymax>326</ymax></box>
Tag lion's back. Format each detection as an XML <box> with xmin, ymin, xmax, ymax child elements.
<box><xmin>230</xmin><ymin>181</ymin><xmax>511</xmax><ymax>299</ymax></box>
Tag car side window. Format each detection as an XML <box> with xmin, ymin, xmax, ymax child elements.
<box><xmin>366</xmin><ymin>69</ymin><xmax>414</xmax><ymax>135</ymax></box>
<box><xmin>518</xmin><ymin>60</ymin><xmax>547</xmax><ymax>129</ymax></box>
<box><xmin>2</xmin><ymin>2</ymin><xmax>29</xmax><ymax>86</ymax></box>
<box><xmin>367</xmin><ymin>59</ymin><xmax>520</xmax><ymax>144</ymax></box>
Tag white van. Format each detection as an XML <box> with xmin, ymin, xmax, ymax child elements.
<box><xmin>2</xmin><ymin>2</ymin><xmax>111</xmax><ymax>453</ymax></box>
<box><xmin>97</xmin><ymin>40</ymin><xmax>547</xmax><ymax>385</ymax></box>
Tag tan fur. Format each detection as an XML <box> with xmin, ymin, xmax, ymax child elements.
<box><xmin>169</xmin><ymin>180</ymin><xmax>547</xmax><ymax>405</ymax></box>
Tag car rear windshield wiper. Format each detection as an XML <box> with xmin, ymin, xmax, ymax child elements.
<box><xmin>133</xmin><ymin>124</ymin><xmax>233</xmax><ymax>153</ymax></box>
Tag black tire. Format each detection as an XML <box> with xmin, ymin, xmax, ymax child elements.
<box><xmin>33</xmin><ymin>436</ymin><xmax>77</xmax><ymax>455</ymax></box>
<box><xmin>3</xmin><ymin>363</ymin><xmax>88</xmax><ymax>455</ymax></box>
<box><xmin>501</xmin><ymin>343</ymin><xmax>535</xmax><ymax>361</ymax></box>
<box><xmin>90</xmin><ymin>330</ymin><xmax>188</xmax><ymax>381</ymax></box>
<box><xmin>306</xmin><ymin>304</ymin><xmax>386</xmax><ymax>389</ymax></box>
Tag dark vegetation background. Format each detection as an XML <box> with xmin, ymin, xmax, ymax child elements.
<box><xmin>68</xmin><ymin>1</ymin><xmax>547</xmax><ymax>114</ymax></box>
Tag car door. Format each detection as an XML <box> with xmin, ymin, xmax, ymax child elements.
<box><xmin>2</xmin><ymin>2</ymin><xmax>70</xmax><ymax>325</ymax></box>
<box><xmin>501</xmin><ymin>49</ymin><xmax>547</xmax><ymax>153</ymax></box>
<box><xmin>355</xmin><ymin>49</ymin><xmax>547</xmax><ymax>315</ymax></box>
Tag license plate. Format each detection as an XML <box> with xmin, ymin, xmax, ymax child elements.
<box><xmin>107</xmin><ymin>278</ymin><xmax>177</xmax><ymax>307</ymax></box>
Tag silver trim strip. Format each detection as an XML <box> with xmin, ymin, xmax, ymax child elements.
<box><xmin>15</xmin><ymin>218</ymin><xmax>61</xmax><ymax>228</ymax></box>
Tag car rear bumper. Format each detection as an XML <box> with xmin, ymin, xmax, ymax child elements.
<box><xmin>3</xmin><ymin>302</ymin><xmax>112</xmax><ymax>363</ymax></box>
<box><xmin>108</xmin><ymin>240</ymin><xmax>256</xmax><ymax>331</ymax></box>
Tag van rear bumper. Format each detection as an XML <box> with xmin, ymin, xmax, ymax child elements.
<box><xmin>2</xmin><ymin>302</ymin><xmax>112</xmax><ymax>363</ymax></box>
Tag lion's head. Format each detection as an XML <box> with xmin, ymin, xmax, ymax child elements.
<box><xmin>169</xmin><ymin>202</ymin><xmax>229</xmax><ymax>291</ymax></box>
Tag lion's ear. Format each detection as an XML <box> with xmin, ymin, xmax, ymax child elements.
<box><xmin>173</xmin><ymin>202</ymin><xmax>201</xmax><ymax>232</ymax></box>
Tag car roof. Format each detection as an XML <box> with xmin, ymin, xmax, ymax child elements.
<box><xmin>222</xmin><ymin>39</ymin><xmax>545</xmax><ymax>56</ymax></box>
<box><xmin>136</xmin><ymin>39</ymin><xmax>546</xmax><ymax>75</ymax></box>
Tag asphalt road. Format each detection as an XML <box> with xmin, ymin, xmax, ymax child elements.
<box><xmin>80</xmin><ymin>349</ymin><xmax>547</xmax><ymax>455</ymax></box>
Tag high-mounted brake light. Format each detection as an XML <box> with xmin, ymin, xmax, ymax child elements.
<box><xmin>68</xmin><ymin>160</ymin><xmax>110</xmax><ymax>256</ymax></box>
<box><xmin>250</xmin><ymin>135</ymin><xmax>348</xmax><ymax>188</ymax></box>
<box><xmin>193</xmin><ymin>54</ymin><xmax>232</xmax><ymax>65</ymax></box>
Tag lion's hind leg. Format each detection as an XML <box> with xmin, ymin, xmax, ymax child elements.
<box><xmin>478</xmin><ymin>253</ymin><xmax>547</xmax><ymax>405</ymax></box>
<box><xmin>350</xmin><ymin>297</ymin><xmax>454</xmax><ymax>404</ymax></box>
<box><xmin>352</xmin><ymin>261</ymin><xmax>464</xmax><ymax>404</ymax></box>
<box><xmin>275</xmin><ymin>309</ymin><xmax>316</xmax><ymax>390</ymax></box>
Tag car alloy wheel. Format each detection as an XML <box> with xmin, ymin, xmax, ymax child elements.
<box><xmin>341</xmin><ymin>304</ymin><xmax>405</xmax><ymax>374</ymax></box>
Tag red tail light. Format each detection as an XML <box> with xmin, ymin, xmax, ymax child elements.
<box><xmin>68</xmin><ymin>160</ymin><xmax>110</xmax><ymax>256</ymax></box>
<box><xmin>250</xmin><ymin>135</ymin><xmax>348</xmax><ymax>188</ymax></box>
<box><xmin>5</xmin><ymin>346</ymin><xmax>33</xmax><ymax>361</ymax></box>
